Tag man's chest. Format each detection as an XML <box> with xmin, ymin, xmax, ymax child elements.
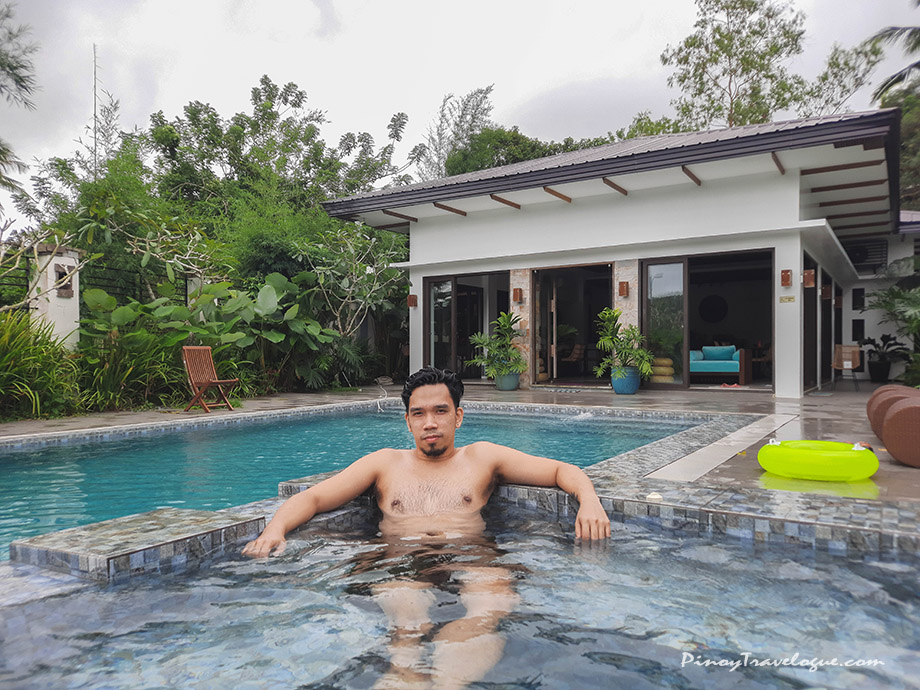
<box><xmin>377</xmin><ymin>465</ymin><xmax>495</xmax><ymax>515</ymax></box>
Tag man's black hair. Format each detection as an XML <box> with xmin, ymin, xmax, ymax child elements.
<box><xmin>401</xmin><ymin>367</ymin><xmax>464</xmax><ymax>410</ymax></box>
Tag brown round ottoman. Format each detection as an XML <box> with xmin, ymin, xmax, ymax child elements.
<box><xmin>866</xmin><ymin>384</ymin><xmax>913</xmax><ymax>420</ymax></box>
<box><xmin>869</xmin><ymin>388</ymin><xmax>920</xmax><ymax>440</ymax></box>
<box><xmin>881</xmin><ymin>397</ymin><xmax>920</xmax><ymax>468</ymax></box>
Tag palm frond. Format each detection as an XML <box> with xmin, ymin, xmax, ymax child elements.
<box><xmin>874</xmin><ymin>61</ymin><xmax>920</xmax><ymax>99</ymax></box>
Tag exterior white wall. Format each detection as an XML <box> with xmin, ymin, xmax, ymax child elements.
<box><xmin>31</xmin><ymin>247</ymin><xmax>81</xmax><ymax>349</ymax></box>
<box><xmin>406</xmin><ymin>171</ymin><xmax>819</xmax><ymax>397</ymax></box>
<box><xmin>410</xmin><ymin>172</ymin><xmax>800</xmax><ymax>269</ymax></box>
<box><xmin>842</xmin><ymin>234</ymin><xmax>916</xmax><ymax>381</ymax></box>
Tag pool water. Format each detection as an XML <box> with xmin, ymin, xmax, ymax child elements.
<box><xmin>0</xmin><ymin>409</ymin><xmax>694</xmax><ymax>559</ymax></box>
<box><xmin>1</xmin><ymin>505</ymin><xmax>917</xmax><ymax>688</ymax></box>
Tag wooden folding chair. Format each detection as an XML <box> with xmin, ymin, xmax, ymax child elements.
<box><xmin>832</xmin><ymin>344</ymin><xmax>861</xmax><ymax>391</ymax></box>
<box><xmin>182</xmin><ymin>346</ymin><xmax>240</xmax><ymax>412</ymax></box>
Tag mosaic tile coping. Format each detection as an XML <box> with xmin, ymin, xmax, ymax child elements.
<box><xmin>9</xmin><ymin>508</ymin><xmax>264</xmax><ymax>582</ymax></box>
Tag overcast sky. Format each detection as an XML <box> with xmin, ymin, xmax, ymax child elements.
<box><xmin>3</xmin><ymin>0</ymin><xmax>919</xmax><ymax>226</ymax></box>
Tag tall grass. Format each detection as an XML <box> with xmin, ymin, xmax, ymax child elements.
<box><xmin>0</xmin><ymin>311</ymin><xmax>80</xmax><ymax>418</ymax></box>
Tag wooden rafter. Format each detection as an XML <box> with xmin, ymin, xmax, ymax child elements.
<box><xmin>818</xmin><ymin>195</ymin><xmax>888</xmax><ymax>208</ymax></box>
<box><xmin>375</xmin><ymin>222</ymin><xmax>411</xmax><ymax>231</ymax></box>
<box><xmin>490</xmin><ymin>193</ymin><xmax>521</xmax><ymax>210</ymax></box>
<box><xmin>433</xmin><ymin>202</ymin><xmax>467</xmax><ymax>217</ymax></box>
<box><xmin>382</xmin><ymin>209</ymin><xmax>418</xmax><ymax>223</ymax></box>
<box><xmin>834</xmin><ymin>136</ymin><xmax>885</xmax><ymax>151</ymax></box>
<box><xmin>602</xmin><ymin>177</ymin><xmax>628</xmax><ymax>195</ymax></box>
<box><xmin>543</xmin><ymin>186</ymin><xmax>572</xmax><ymax>203</ymax></box>
<box><xmin>810</xmin><ymin>179</ymin><xmax>887</xmax><ymax>193</ymax></box>
<box><xmin>833</xmin><ymin>221</ymin><xmax>890</xmax><ymax>231</ymax></box>
<box><xmin>681</xmin><ymin>165</ymin><xmax>702</xmax><ymax>186</ymax></box>
<box><xmin>800</xmin><ymin>159</ymin><xmax>883</xmax><ymax>175</ymax></box>
<box><xmin>826</xmin><ymin>209</ymin><xmax>890</xmax><ymax>221</ymax></box>
<box><xmin>834</xmin><ymin>229</ymin><xmax>892</xmax><ymax>239</ymax></box>
<box><xmin>771</xmin><ymin>152</ymin><xmax>785</xmax><ymax>175</ymax></box>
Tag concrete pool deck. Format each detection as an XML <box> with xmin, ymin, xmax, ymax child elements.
<box><xmin>2</xmin><ymin>383</ymin><xmax>919</xmax><ymax>598</ymax></box>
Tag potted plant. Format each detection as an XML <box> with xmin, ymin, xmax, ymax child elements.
<box><xmin>858</xmin><ymin>334</ymin><xmax>911</xmax><ymax>383</ymax></box>
<box><xmin>466</xmin><ymin>311</ymin><xmax>528</xmax><ymax>390</ymax></box>
<box><xmin>593</xmin><ymin>307</ymin><xmax>654</xmax><ymax>394</ymax></box>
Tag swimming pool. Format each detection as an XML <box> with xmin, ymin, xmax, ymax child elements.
<box><xmin>0</xmin><ymin>406</ymin><xmax>696</xmax><ymax>559</ymax></box>
<box><xmin>1</xmin><ymin>503</ymin><xmax>916</xmax><ymax>688</ymax></box>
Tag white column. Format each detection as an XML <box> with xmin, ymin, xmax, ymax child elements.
<box><xmin>408</xmin><ymin>269</ymin><xmax>424</xmax><ymax>375</ymax></box>
<box><xmin>773</xmin><ymin>235</ymin><xmax>804</xmax><ymax>399</ymax></box>
<box><xmin>31</xmin><ymin>245</ymin><xmax>81</xmax><ymax>349</ymax></box>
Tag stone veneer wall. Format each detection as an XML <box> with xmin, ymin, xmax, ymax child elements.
<box><xmin>614</xmin><ymin>259</ymin><xmax>639</xmax><ymax>327</ymax></box>
<box><xmin>509</xmin><ymin>268</ymin><xmax>531</xmax><ymax>388</ymax></box>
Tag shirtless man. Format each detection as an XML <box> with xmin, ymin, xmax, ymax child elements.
<box><xmin>243</xmin><ymin>366</ymin><xmax>610</xmax><ymax>557</ymax></box>
<box><xmin>242</xmin><ymin>367</ymin><xmax>610</xmax><ymax>687</ymax></box>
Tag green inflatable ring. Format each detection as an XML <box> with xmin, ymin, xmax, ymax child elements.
<box><xmin>757</xmin><ymin>440</ymin><xmax>878</xmax><ymax>481</ymax></box>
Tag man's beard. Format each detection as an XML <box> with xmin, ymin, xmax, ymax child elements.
<box><xmin>421</xmin><ymin>444</ymin><xmax>447</xmax><ymax>458</ymax></box>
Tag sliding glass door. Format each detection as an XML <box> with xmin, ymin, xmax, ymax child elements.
<box><xmin>424</xmin><ymin>274</ymin><xmax>509</xmax><ymax>376</ymax></box>
<box><xmin>429</xmin><ymin>279</ymin><xmax>453</xmax><ymax>369</ymax></box>
<box><xmin>642</xmin><ymin>259</ymin><xmax>688</xmax><ymax>387</ymax></box>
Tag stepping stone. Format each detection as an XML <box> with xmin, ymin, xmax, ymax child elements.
<box><xmin>9</xmin><ymin>507</ymin><xmax>264</xmax><ymax>582</ymax></box>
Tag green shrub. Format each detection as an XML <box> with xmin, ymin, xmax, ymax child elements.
<box><xmin>78</xmin><ymin>289</ymin><xmax>188</xmax><ymax>410</ymax></box>
<box><xmin>0</xmin><ymin>311</ymin><xmax>80</xmax><ymax>418</ymax></box>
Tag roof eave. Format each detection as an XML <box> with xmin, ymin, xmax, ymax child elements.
<box><xmin>323</xmin><ymin>110</ymin><xmax>900</xmax><ymax>219</ymax></box>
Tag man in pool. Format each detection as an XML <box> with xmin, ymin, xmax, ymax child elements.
<box><xmin>242</xmin><ymin>366</ymin><xmax>610</xmax><ymax>558</ymax></box>
<box><xmin>243</xmin><ymin>366</ymin><xmax>609</xmax><ymax>687</ymax></box>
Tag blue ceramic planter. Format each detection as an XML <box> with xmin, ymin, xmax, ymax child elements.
<box><xmin>610</xmin><ymin>366</ymin><xmax>640</xmax><ymax>394</ymax></box>
<box><xmin>494</xmin><ymin>373</ymin><xmax>521</xmax><ymax>391</ymax></box>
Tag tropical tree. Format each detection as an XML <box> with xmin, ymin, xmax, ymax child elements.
<box><xmin>305</xmin><ymin>220</ymin><xmax>407</xmax><ymax>340</ymax></box>
<box><xmin>661</xmin><ymin>0</ymin><xmax>808</xmax><ymax>128</ymax></box>
<box><xmin>0</xmin><ymin>1</ymin><xmax>37</xmax><ymax>203</ymax></box>
<box><xmin>415</xmin><ymin>85</ymin><xmax>495</xmax><ymax>180</ymax></box>
<box><xmin>872</xmin><ymin>0</ymin><xmax>920</xmax><ymax>99</ymax></box>
<box><xmin>880</xmin><ymin>80</ymin><xmax>920</xmax><ymax>210</ymax></box>
<box><xmin>614</xmin><ymin>111</ymin><xmax>687</xmax><ymax>140</ymax></box>
<box><xmin>444</xmin><ymin>125</ymin><xmax>621</xmax><ymax>176</ymax></box>
<box><xmin>660</xmin><ymin>0</ymin><xmax>881</xmax><ymax>129</ymax></box>
<box><xmin>798</xmin><ymin>41</ymin><xmax>884</xmax><ymax>118</ymax></box>
<box><xmin>149</xmin><ymin>75</ymin><xmax>415</xmax><ymax>225</ymax></box>
<box><xmin>445</xmin><ymin>126</ymin><xmax>551</xmax><ymax>176</ymax></box>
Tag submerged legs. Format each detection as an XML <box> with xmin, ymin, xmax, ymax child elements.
<box><xmin>372</xmin><ymin>566</ymin><xmax>518</xmax><ymax>689</ymax></box>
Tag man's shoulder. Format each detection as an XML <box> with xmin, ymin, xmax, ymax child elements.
<box><xmin>358</xmin><ymin>447</ymin><xmax>411</xmax><ymax>462</ymax></box>
<box><xmin>462</xmin><ymin>440</ymin><xmax>515</xmax><ymax>457</ymax></box>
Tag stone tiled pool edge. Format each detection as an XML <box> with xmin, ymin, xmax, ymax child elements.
<box><xmin>4</xmin><ymin>399</ymin><xmax>917</xmax><ymax>594</ymax></box>
<box><xmin>9</xmin><ymin>508</ymin><xmax>265</xmax><ymax>582</ymax></box>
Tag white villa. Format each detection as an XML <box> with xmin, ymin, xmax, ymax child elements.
<box><xmin>323</xmin><ymin>110</ymin><xmax>915</xmax><ymax>399</ymax></box>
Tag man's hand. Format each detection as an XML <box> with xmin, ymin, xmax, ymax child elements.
<box><xmin>242</xmin><ymin>532</ymin><xmax>287</xmax><ymax>558</ymax></box>
<box><xmin>575</xmin><ymin>498</ymin><xmax>611</xmax><ymax>540</ymax></box>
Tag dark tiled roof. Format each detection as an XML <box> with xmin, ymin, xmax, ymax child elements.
<box><xmin>323</xmin><ymin>109</ymin><xmax>900</xmax><ymax>217</ymax></box>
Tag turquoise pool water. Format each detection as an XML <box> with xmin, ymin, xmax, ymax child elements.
<box><xmin>2</xmin><ymin>505</ymin><xmax>917</xmax><ymax>688</ymax></box>
<box><xmin>0</xmin><ymin>408</ymin><xmax>694</xmax><ymax>559</ymax></box>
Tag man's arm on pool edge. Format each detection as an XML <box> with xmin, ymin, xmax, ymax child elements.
<box><xmin>483</xmin><ymin>442</ymin><xmax>611</xmax><ymax>540</ymax></box>
<box><xmin>242</xmin><ymin>452</ymin><xmax>382</xmax><ymax>558</ymax></box>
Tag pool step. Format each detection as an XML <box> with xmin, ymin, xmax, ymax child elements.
<box><xmin>9</xmin><ymin>508</ymin><xmax>264</xmax><ymax>583</ymax></box>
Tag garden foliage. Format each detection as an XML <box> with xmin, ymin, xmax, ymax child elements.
<box><xmin>0</xmin><ymin>310</ymin><xmax>79</xmax><ymax>418</ymax></box>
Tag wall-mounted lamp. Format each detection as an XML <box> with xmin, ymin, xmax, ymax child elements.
<box><xmin>618</xmin><ymin>281</ymin><xmax>630</xmax><ymax>297</ymax></box>
<box><xmin>512</xmin><ymin>288</ymin><xmax>523</xmax><ymax>303</ymax></box>
<box><xmin>407</xmin><ymin>294</ymin><xmax>418</xmax><ymax>308</ymax></box>
<box><xmin>803</xmin><ymin>269</ymin><xmax>816</xmax><ymax>288</ymax></box>
<box><xmin>781</xmin><ymin>270</ymin><xmax>792</xmax><ymax>287</ymax></box>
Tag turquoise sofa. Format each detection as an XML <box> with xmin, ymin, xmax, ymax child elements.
<box><xmin>689</xmin><ymin>345</ymin><xmax>752</xmax><ymax>385</ymax></box>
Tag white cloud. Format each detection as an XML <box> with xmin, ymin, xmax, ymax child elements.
<box><xmin>2</xmin><ymin>0</ymin><xmax>918</xmax><ymax>224</ymax></box>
